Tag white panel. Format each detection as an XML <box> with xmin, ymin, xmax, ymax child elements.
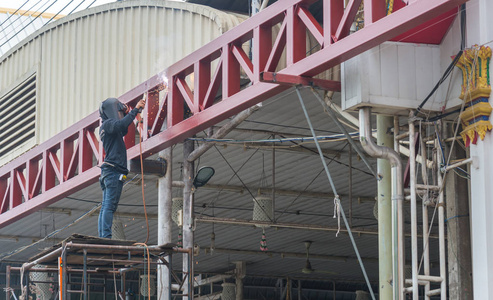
<box><xmin>342</xmin><ymin>42</ymin><xmax>445</xmax><ymax>115</ymax></box>
<box><xmin>380</xmin><ymin>43</ymin><xmax>398</xmax><ymax>98</ymax></box>
<box><xmin>397</xmin><ymin>44</ymin><xmax>416</xmax><ymax>100</ymax></box>
<box><xmin>415</xmin><ymin>45</ymin><xmax>434</xmax><ymax>101</ymax></box>
<box><xmin>368</xmin><ymin>46</ymin><xmax>382</xmax><ymax>97</ymax></box>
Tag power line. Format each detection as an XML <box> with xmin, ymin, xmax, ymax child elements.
<box><xmin>0</xmin><ymin>0</ymin><xmax>30</xmax><ymax>28</ymax></box>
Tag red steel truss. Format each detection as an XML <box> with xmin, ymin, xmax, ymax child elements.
<box><xmin>0</xmin><ymin>0</ymin><xmax>465</xmax><ymax>228</ymax></box>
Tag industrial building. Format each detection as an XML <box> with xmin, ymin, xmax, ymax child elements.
<box><xmin>0</xmin><ymin>0</ymin><xmax>489</xmax><ymax>299</ymax></box>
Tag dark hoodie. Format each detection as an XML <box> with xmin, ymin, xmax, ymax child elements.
<box><xmin>99</xmin><ymin>98</ymin><xmax>139</xmax><ymax>174</ymax></box>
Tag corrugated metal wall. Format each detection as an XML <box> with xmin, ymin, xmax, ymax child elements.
<box><xmin>0</xmin><ymin>0</ymin><xmax>247</xmax><ymax>165</ymax></box>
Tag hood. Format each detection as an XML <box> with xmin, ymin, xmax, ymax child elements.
<box><xmin>99</xmin><ymin>97</ymin><xmax>128</xmax><ymax>121</ymax></box>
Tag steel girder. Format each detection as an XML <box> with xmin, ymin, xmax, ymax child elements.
<box><xmin>0</xmin><ymin>0</ymin><xmax>466</xmax><ymax>228</ymax></box>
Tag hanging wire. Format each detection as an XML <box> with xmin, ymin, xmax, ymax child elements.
<box><xmin>0</xmin><ymin>0</ymin><xmax>44</xmax><ymax>35</ymax></box>
<box><xmin>196</xmin><ymin>147</ymin><xmax>261</xmax><ymax>218</ymax></box>
<box><xmin>212</xmin><ymin>144</ymin><xmax>274</xmax><ymax>222</ymax></box>
<box><xmin>296</xmin><ymin>86</ymin><xmax>376</xmax><ymax>300</ymax></box>
<box><xmin>0</xmin><ymin>0</ymin><xmax>30</xmax><ymax>28</ymax></box>
<box><xmin>0</xmin><ymin>0</ymin><xmax>59</xmax><ymax>48</ymax></box>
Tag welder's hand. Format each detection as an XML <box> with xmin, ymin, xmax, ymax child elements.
<box><xmin>136</xmin><ymin>99</ymin><xmax>146</xmax><ymax>110</ymax></box>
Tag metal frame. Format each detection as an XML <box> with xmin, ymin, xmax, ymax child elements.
<box><xmin>0</xmin><ymin>0</ymin><xmax>466</xmax><ymax>228</ymax></box>
<box><xmin>6</xmin><ymin>242</ymin><xmax>192</xmax><ymax>300</ymax></box>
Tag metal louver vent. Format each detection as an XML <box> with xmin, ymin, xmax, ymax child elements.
<box><xmin>0</xmin><ymin>74</ymin><xmax>36</xmax><ymax>158</ymax></box>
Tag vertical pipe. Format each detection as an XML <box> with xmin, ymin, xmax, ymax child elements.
<box><xmin>189</xmin><ymin>249</ymin><xmax>194</xmax><ymax>299</ymax></box>
<box><xmin>349</xmin><ymin>144</ymin><xmax>353</xmax><ymax>228</ymax></box>
<box><xmin>272</xmin><ymin>143</ymin><xmax>276</xmax><ymax>222</ymax></box>
<box><xmin>121</xmin><ymin>272</ymin><xmax>126</xmax><ymax>299</ymax></box>
<box><xmin>83</xmin><ymin>249</ymin><xmax>88</xmax><ymax>300</ymax></box>
<box><xmin>62</xmin><ymin>244</ymin><xmax>67</xmax><ymax>300</ymax></box>
<box><xmin>409</xmin><ymin>117</ymin><xmax>418</xmax><ymax>299</ymax></box>
<box><xmin>168</xmin><ymin>255</ymin><xmax>173</xmax><ymax>299</ymax></box>
<box><xmin>359</xmin><ymin>108</ymin><xmax>403</xmax><ymax>300</ymax></box>
<box><xmin>420</xmin><ymin>129</ymin><xmax>431</xmax><ymax>300</ymax></box>
<box><xmin>436</xmin><ymin>133</ymin><xmax>447</xmax><ymax>300</ymax></box>
<box><xmin>394</xmin><ymin>117</ymin><xmax>405</xmax><ymax>300</ymax></box>
<box><xmin>6</xmin><ymin>265</ymin><xmax>11</xmax><ymax>300</ymax></box>
<box><xmin>158</xmin><ymin>147</ymin><xmax>173</xmax><ymax>300</ymax></box>
<box><xmin>376</xmin><ymin>115</ymin><xmax>393</xmax><ymax>300</ymax></box>
<box><xmin>183</xmin><ymin>139</ymin><xmax>195</xmax><ymax>300</ymax></box>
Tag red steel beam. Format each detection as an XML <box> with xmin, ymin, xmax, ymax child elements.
<box><xmin>0</xmin><ymin>0</ymin><xmax>466</xmax><ymax>228</ymax></box>
<box><xmin>259</xmin><ymin>72</ymin><xmax>341</xmax><ymax>91</ymax></box>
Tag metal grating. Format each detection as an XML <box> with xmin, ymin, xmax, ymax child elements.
<box><xmin>0</xmin><ymin>73</ymin><xmax>36</xmax><ymax>158</ymax></box>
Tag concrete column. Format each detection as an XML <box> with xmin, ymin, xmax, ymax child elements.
<box><xmin>466</xmin><ymin>0</ymin><xmax>493</xmax><ymax>297</ymax></box>
<box><xmin>376</xmin><ymin>115</ymin><xmax>393</xmax><ymax>300</ymax></box>
<box><xmin>444</xmin><ymin>124</ymin><xmax>473</xmax><ymax>299</ymax></box>
<box><xmin>467</xmin><ymin>138</ymin><xmax>493</xmax><ymax>298</ymax></box>
<box><xmin>183</xmin><ymin>140</ymin><xmax>195</xmax><ymax>300</ymax></box>
<box><xmin>157</xmin><ymin>148</ymin><xmax>173</xmax><ymax>300</ymax></box>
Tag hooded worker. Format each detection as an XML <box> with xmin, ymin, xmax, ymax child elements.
<box><xmin>98</xmin><ymin>97</ymin><xmax>146</xmax><ymax>238</ymax></box>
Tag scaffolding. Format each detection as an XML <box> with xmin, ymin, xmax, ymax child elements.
<box><xmin>5</xmin><ymin>234</ymin><xmax>193</xmax><ymax>300</ymax></box>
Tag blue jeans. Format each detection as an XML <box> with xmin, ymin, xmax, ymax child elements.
<box><xmin>98</xmin><ymin>165</ymin><xmax>124</xmax><ymax>238</ymax></box>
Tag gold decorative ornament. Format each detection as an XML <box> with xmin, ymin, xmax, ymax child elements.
<box><xmin>457</xmin><ymin>45</ymin><xmax>492</xmax><ymax>146</ymax></box>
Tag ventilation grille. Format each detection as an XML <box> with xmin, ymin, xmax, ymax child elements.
<box><xmin>0</xmin><ymin>74</ymin><xmax>36</xmax><ymax>158</ymax></box>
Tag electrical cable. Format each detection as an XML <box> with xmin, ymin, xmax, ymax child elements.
<box><xmin>85</xmin><ymin>0</ymin><xmax>97</xmax><ymax>10</ymax></box>
<box><xmin>0</xmin><ymin>0</ymin><xmax>44</xmax><ymax>35</ymax></box>
<box><xmin>40</xmin><ymin>0</ymin><xmax>76</xmax><ymax>27</ymax></box>
<box><xmin>134</xmin><ymin>243</ymin><xmax>151</xmax><ymax>300</ymax></box>
<box><xmin>0</xmin><ymin>0</ymin><xmax>30</xmax><ymax>28</ymax></box>
<box><xmin>0</xmin><ymin>0</ymin><xmax>59</xmax><ymax>49</ymax></box>
<box><xmin>414</xmin><ymin>50</ymin><xmax>463</xmax><ymax>117</ymax></box>
<box><xmin>66</xmin><ymin>0</ymin><xmax>87</xmax><ymax>16</ymax></box>
<box><xmin>137</xmin><ymin>95</ymin><xmax>150</xmax><ymax>244</ymax></box>
<box><xmin>212</xmin><ymin>144</ymin><xmax>274</xmax><ymax>222</ymax></box>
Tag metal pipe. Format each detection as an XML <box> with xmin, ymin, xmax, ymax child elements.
<box><xmin>349</xmin><ymin>144</ymin><xmax>353</xmax><ymax>228</ymax></box>
<box><xmin>417</xmin><ymin>275</ymin><xmax>443</xmax><ymax>283</ymax></box>
<box><xmin>416</xmin><ymin>184</ymin><xmax>440</xmax><ymax>191</ymax></box>
<box><xmin>22</xmin><ymin>247</ymin><xmax>63</xmax><ymax>270</ymax></box>
<box><xmin>409</xmin><ymin>117</ymin><xmax>418</xmax><ymax>299</ymax></box>
<box><xmin>10</xmin><ymin>267</ymin><xmax>121</xmax><ymax>274</ymax></box>
<box><xmin>310</xmin><ymin>89</ymin><xmax>379</xmax><ymax>179</ymax></box>
<box><xmin>195</xmin><ymin>215</ymin><xmax>439</xmax><ymax>238</ymax></box>
<box><xmin>436</xmin><ymin>136</ymin><xmax>447</xmax><ymax>300</ymax></box>
<box><xmin>83</xmin><ymin>249</ymin><xmax>88</xmax><ymax>300</ymax></box>
<box><xmin>187</xmin><ymin>106</ymin><xmax>259</xmax><ymax>162</ymax></box>
<box><xmin>183</xmin><ymin>139</ymin><xmax>195</xmax><ymax>300</ymax></box>
<box><xmin>420</xmin><ymin>128</ymin><xmax>431</xmax><ymax>300</ymax></box>
<box><xmin>272</xmin><ymin>142</ymin><xmax>276</xmax><ymax>222</ymax></box>
<box><xmin>158</xmin><ymin>147</ymin><xmax>173</xmax><ymax>300</ymax></box>
<box><xmin>203</xmin><ymin>247</ymin><xmax>350</xmax><ymax>262</ymax></box>
<box><xmin>426</xmin><ymin>289</ymin><xmax>442</xmax><ymax>297</ymax></box>
<box><xmin>359</xmin><ymin>108</ymin><xmax>404</xmax><ymax>300</ymax></box>
<box><xmin>64</xmin><ymin>242</ymin><xmax>184</xmax><ymax>253</ymax></box>
<box><xmin>442</xmin><ymin>157</ymin><xmax>474</xmax><ymax>172</ymax></box>
<box><xmin>6</xmin><ymin>265</ymin><xmax>11</xmax><ymax>300</ymax></box>
<box><xmin>62</xmin><ymin>243</ymin><xmax>67</xmax><ymax>300</ymax></box>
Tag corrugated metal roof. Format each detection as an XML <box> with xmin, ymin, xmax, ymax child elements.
<box><xmin>0</xmin><ymin>85</ymin><xmax>443</xmax><ymax>296</ymax></box>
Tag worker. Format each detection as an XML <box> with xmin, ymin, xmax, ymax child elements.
<box><xmin>98</xmin><ymin>97</ymin><xmax>146</xmax><ymax>238</ymax></box>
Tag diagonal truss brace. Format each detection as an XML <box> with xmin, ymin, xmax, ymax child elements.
<box><xmin>0</xmin><ymin>0</ymin><xmax>466</xmax><ymax>228</ymax></box>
